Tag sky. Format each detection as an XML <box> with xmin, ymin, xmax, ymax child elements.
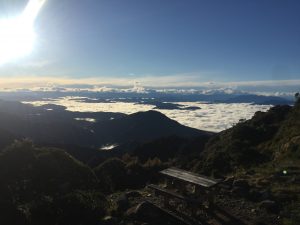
<box><xmin>0</xmin><ymin>0</ymin><xmax>299</xmax><ymax>89</ymax></box>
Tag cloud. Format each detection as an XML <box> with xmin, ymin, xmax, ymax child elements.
<box><xmin>24</xmin><ymin>97</ymin><xmax>272</xmax><ymax>132</ymax></box>
<box><xmin>0</xmin><ymin>75</ymin><xmax>299</xmax><ymax>96</ymax></box>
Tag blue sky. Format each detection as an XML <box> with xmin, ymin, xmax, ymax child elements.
<box><xmin>0</xmin><ymin>0</ymin><xmax>299</xmax><ymax>87</ymax></box>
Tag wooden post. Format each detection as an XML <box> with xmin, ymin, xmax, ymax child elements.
<box><xmin>173</xmin><ymin>180</ymin><xmax>186</xmax><ymax>193</ymax></box>
<box><xmin>207</xmin><ymin>188</ymin><xmax>215</xmax><ymax>209</ymax></box>
<box><xmin>194</xmin><ymin>185</ymin><xmax>202</xmax><ymax>196</ymax></box>
<box><xmin>165</xmin><ymin>178</ymin><xmax>173</xmax><ymax>189</ymax></box>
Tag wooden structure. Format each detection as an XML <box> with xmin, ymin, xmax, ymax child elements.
<box><xmin>145</xmin><ymin>168</ymin><xmax>248</xmax><ymax>225</ymax></box>
<box><xmin>151</xmin><ymin>167</ymin><xmax>222</xmax><ymax>209</ymax></box>
<box><xmin>160</xmin><ymin>167</ymin><xmax>220</xmax><ymax>189</ymax></box>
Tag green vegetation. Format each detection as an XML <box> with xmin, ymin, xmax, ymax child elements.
<box><xmin>192</xmin><ymin>103</ymin><xmax>300</xmax><ymax>224</ymax></box>
<box><xmin>94</xmin><ymin>156</ymin><xmax>165</xmax><ymax>193</ymax></box>
<box><xmin>194</xmin><ymin>105</ymin><xmax>292</xmax><ymax>175</ymax></box>
<box><xmin>0</xmin><ymin>140</ymin><xmax>106</xmax><ymax>225</ymax></box>
<box><xmin>0</xmin><ymin>140</ymin><xmax>167</xmax><ymax>224</ymax></box>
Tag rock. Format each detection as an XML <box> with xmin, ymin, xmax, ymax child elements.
<box><xmin>126</xmin><ymin>201</ymin><xmax>162</xmax><ymax>221</ymax></box>
<box><xmin>116</xmin><ymin>194</ymin><xmax>129</xmax><ymax>212</ymax></box>
<box><xmin>258</xmin><ymin>190</ymin><xmax>271</xmax><ymax>201</ymax></box>
<box><xmin>233</xmin><ymin>179</ymin><xmax>249</xmax><ymax>188</ymax></box>
<box><xmin>259</xmin><ymin>200</ymin><xmax>279</xmax><ymax>213</ymax></box>
<box><xmin>251</xmin><ymin>208</ymin><xmax>257</xmax><ymax>213</ymax></box>
<box><xmin>125</xmin><ymin>206</ymin><xmax>137</xmax><ymax>218</ymax></box>
<box><xmin>232</xmin><ymin>186</ymin><xmax>249</xmax><ymax>196</ymax></box>
<box><xmin>247</xmin><ymin>189</ymin><xmax>261</xmax><ymax>201</ymax></box>
<box><xmin>232</xmin><ymin>179</ymin><xmax>250</xmax><ymax>196</ymax></box>
<box><xmin>253</xmin><ymin>220</ymin><xmax>268</xmax><ymax>225</ymax></box>
<box><xmin>246</xmin><ymin>169</ymin><xmax>255</xmax><ymax>175</ymax></box>
<box><xmin>125</xmin><ymin>190</ymin><xmax>142</xmax><ymax>198</ymax></box>
<box><xmin>256</xmin><ymin>178</ymin><xmax>270</xmax><ymax>186</ymax></box>
<box><xmin>102</xmin><ymin>216</ymin><xmax>118</xmax><ymax>225</ymax></box>
<box><xmin>222</xmin><ymin>176</ymin><xmax>234</xmax><ymax>189</ymax></box>
<box><xmin>224</xmin><ymin>176</ymin><xmax>234</xmax><ymax>184</ymax></box>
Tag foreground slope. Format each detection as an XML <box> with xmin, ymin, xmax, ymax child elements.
<box><xmin>194</xmin><ymin>103</ymin><xmax>298</xmax><ymax>175</ymax></box>
<box><xmin>192</xmin><ymin>101</ymin><xmax>300</xmax><ymax>224</ymax></box>
<box><xmin>0</xmin><ymin>141</ymin><xmax>107</xmax><ymax>225</ymax></box>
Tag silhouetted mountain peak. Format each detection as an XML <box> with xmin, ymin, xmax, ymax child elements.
<box><xmin>93</xmin><ymin>110</ymin><xmax>211</xmax><ymax>145</ymax></box>
<box><xmin>123</xmin><ymin>110</ymin><xmax>178</xmax><ymax>124</ymax></box>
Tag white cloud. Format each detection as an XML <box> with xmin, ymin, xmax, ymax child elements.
<box><xmin>0</xmin><ymin>75</ymin><xmax>299</xmax><ymax>96</ymax></box>
<box><xmin>23</xmin><ymin>97</ymin><xmax>272</xmax><ymax>132</ymax></box>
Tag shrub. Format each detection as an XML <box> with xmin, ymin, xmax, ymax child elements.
<box><xmin>94</xmin><ymin>158</ymin><xmax>127</xmax><ymax>192</ymax></box>
<box><xmin>55</xmin><ymin>190</ymin><xmax>107</xmax><ymax>225</ymax></box>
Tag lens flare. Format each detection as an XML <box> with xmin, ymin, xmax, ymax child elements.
<box><xmin>0</xmin><ymin>0</ymin><xmax>46</xmax><ymax>65</ymax></box>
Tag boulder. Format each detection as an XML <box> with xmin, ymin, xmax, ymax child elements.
<box><xmin>233</xmin><ymin>179</ymin><xmax>249</xmax><ymax>188</ymax></box>
<box><xmin>126</xmin><ymin>201</ymin><xmax>163</xmax><ymax>222</ymax></box>
<box><xmin>125</xmin><ymin>190</ymin><xmax>142</xmax><ymax>198</ymax></box>
<box><xmin>259</xmin><ymin>200</ymin><xmax>280</xmax><ymax>213</ymax></box>
<box><xmin>232</xmin><ymin>179</ymin><xmax>250</xmax><ymax>196</ymax></box>
<box><xmin>102</xmin><ymin>216</ymin><xmax>118</xmax><ymax>225</ymax></box>
<box><xmin>258</xmin><ymin>190</ymin><xmax>271</xmax><ymax>201</ymax></box>
<box><xmin>247</xmin><ymin>189</ymin><xmax>261</xmax><ymax>201</ymax></box>
<box><xmin>116</xmin><ymin>194</ymin><xmax>129</xmax><ymax>212</ymax></box>
<box><xmin>224</xmin><ymin>176</ymin><xmax>235</xmax><ymax>186</ymax></box>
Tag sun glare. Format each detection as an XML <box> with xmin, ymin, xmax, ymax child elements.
<box><xmin>0</xmin><ymin>0</ymin><xmax>46</xmax><ymax>65</ymax></box>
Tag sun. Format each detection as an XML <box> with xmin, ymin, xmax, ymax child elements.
<box><xmin>0</xmin><ymin>0</ymin><xmax>46</xmax><ymax>65</ymax></box>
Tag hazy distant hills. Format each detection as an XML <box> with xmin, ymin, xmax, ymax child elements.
<box><xmin>221</xmin><ymin>94</ymin><xmax>293</xmax><ymax>105</ymax></box>
<box><xmin>0</xmin><ymin>89</ymin><xmax>294</xmax><ymax>105</ymax></box>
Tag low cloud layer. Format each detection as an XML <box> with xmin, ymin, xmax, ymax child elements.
<box><xmin>24</xmin><ymin>97</ymin><xmax>272</xmax><ymax>132</ymax></box>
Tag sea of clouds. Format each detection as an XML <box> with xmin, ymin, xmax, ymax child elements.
<box><xmin>24</xmin><ymin>96</ymin><xmax>272</xmax><ymax>132</ymax></box>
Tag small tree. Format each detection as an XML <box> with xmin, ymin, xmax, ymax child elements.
<box><xmin>295</xmin><ymin>92</ymin><xmax>300</xmax><ymax>104</ymax></box>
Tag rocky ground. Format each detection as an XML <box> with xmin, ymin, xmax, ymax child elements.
<box><xmin>102</xmin><ymin>177</ymin><xmax>283</xmax><ymax>225</ymax></box>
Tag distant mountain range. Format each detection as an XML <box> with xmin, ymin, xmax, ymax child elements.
<box><xmin>220</xmin><ymin>94</ymin><xmax>293</xmax><ymax>105</ymax></box>
<box><xmin>0</xmin><ymin>89</ymin><xmax>294</xmax><ymax>105</ymax></box>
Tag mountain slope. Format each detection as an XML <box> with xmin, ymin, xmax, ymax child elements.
<box><xmin>194</xmin><ymin>104</ymin><xmax>294</xmax><ymax>175</ymax></box>
<box><xmin>92</xmin><ymin>110</ymin><xmax>212</xmax><ymax>144</ymax></box>
<box><xmin>191</xmin><ymin>102</ymin><xmax>300</xmax><ymax>225</ymax></box>
<box><xmin>0</xmin><ymin>141</ymin><xmax>107</xmax><ymax>225</ymax></box>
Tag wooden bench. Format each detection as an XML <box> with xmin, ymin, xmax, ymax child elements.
<box><xmin>160</xmin><ymin>167</ymin><xmax>220</xmax><ymax>189</ymax></box>
<box><xmin>159</xmin><ymin>167</ymin><xmax>222</xmax><ymax>207</ymax></box>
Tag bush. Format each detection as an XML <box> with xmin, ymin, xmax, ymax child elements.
<box><xmin>94</xmin><ymin>158</ymin><xmax>127</xmax><ymax>192</ymax></box>
<box><xmin>55</xmin><ymin>190</ymin><xmax>107</xmax><ymax>225</ymax></box>
<box><xmin>0</xmin><ymin>141</ymin><xmax>104</xmax><ymax>225</ymax></box>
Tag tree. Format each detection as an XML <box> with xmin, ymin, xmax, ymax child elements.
<box><xmin>295</xmin><ymin>92</ymin><xmax>300</xmax><ymax>104</ymax></box>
